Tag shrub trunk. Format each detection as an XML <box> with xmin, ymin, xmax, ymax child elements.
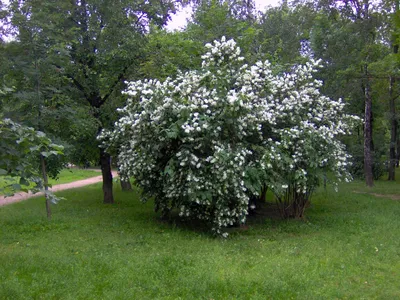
<box><xmin>276</xmin><ymin>184</ymin><xmax>312</xmax><ymax>219</ymax></box>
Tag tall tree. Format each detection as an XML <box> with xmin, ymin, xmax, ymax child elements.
<box><xmin>0</xmin><ymin>1</ymin><xmax>73</xmax><ymax>201</ymax></box>
<box><xmin>65</xmin><ymin>0</ymin><xmax>180</xmax><ymax>203</ymax></box>
<box><xmin>4</xmin><ymin>0</ymin><xmax>182</xmax><ymax>204</ymax></box>
<box><xmin>192</xmin><ymin>0</ymin><xmax>256</xmax><ymax>20</ymax></box>
<box><xmin>256</xmin><ymin>2</ymin><xmax>316</xmax><ymax>65</ymax></box>
<box><xmin>388</xmin><ymin>0</ymin><xmax>399</xmax><ymax>180</ymax></box>
<box><xmin>186</xmin><ymin>0</ymin><xmax>258</xmax><ymax>64</ymax></box>
<box><xmin>140</xmin><ymin>27</ymin><xmax>202</xmax><ymax>80</ymax></box>
<box><xmin>310</xmin><ymin>0</ymin><xmax>389</xmax><ymax>185</ymax></box>
<box><xmin>361</xmin><ymin>0</ymin><xmax>374</xmax><ymax>186</ymax></box>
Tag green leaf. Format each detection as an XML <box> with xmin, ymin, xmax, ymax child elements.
<box><xmin>41</xmin><ymin>151</ymin><xmax>50</xmax><ymax>157</ymax></box>
<box><xmin>30</xmin><ymin>145</ymin><xmax>40</xmax><ymax>152</ymax></box>
<box><xmin>15</xmin><ymin>165</ymin><xmax>24</xmax><ymax>171</ymax></box>
<box><xmin>50</xmin><ymin>144</ymin><xmax>64</xmax><ymax>151</ymax></box>
<box><xmin>166</xmin><ymin>130</ymin><xmax>178</xmax><ymax>139</ymax></box>
<box><xmin>36</xmin><ymin>131</ymin><xmax>46</xmax><ymax>138</ymax></box>
<box><xmin>0</xmin><ymin>169</ymin><xmax>7</xmax><ymax>175</ymax></box>
<box><xmin>19</xmin><ymin>177</ymin><xmax>30</xmax><ymax>186</ymax></box>
<box><xmin>164</xmin><ymin>166</ymin><xmax>174</xmax><ymax>176</ymax></box>
<box><xmin>12</xmin><ymin>183</ymin><xmax>21</xmax><ymax>190</ymax></box>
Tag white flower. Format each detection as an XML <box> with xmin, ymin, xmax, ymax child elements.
<box><xmin>107</xmin><ymin>37</ymin><xmax>358</xmax><ymax>235</ymax></box>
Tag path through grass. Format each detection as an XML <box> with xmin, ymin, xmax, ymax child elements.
<box><xmin>0</xmin><ymin>179</ymin><xmax>399</xmax><ymax>299</ymax></box>
<box><xmin>0</xmin><ymin>168</ymin><xmax>101</xmax><ymax>195</ymax></box>
<box><xmin>48</xmin><ymin>168</ymin><xmax>101</xmax><ymax>185</ymax></box>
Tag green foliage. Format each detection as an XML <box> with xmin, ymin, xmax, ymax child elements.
<box><xmin>0</xmin><ymin>1</ymin><xmax>97</xmax><ymax>169</ymax></box>
<box><xmin>0</xmin><ymin>119</ymin><xmax>63</xmax><ymax>195</ymax></box>
<box><xmin>140</xmin><ymin>27</ymin><xmax>202</xmax><ymax>80</ymax></box>
<box><xmin>256</xmin><ymin>3</ymin><xmax>316</xmax><ymax>64</ymax></box>
<box><xmin>309</xmin><ymin>1</ymin><xmax>396</xmax><ymax>181</ymax></box>
<box><xmin>187</xmin><ymin>0</ymin><xmax>257</xmax><ymax>59</ymax></box>
<box><xmin>347</xmin><ymin>140</ymin><xmax>387</xmax><ymax>180</ymax></box>
<box><xmin>1</xmin><ymin>0</ymin><xmax>184</xmax><ymax>183</ymax></box>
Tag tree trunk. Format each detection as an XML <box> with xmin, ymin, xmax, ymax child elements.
<box><xmin>276</xmin><ymin>184</ymin><xmax>311</xmax><ymax>219</ymax></box>
<box><xmin>397</xmin><ymin>138</ymin><xmax>400</xmax><ymax>167</ymax></box>
<box><xmin>40</xmin><ymin>155</ymin><xmax>51</xmax><ymax>219</ymax></box>
<box><xmin>388</xmin><ymin>75</ymin><xmax>397</xmax><ymax>181</ymax></box>
<box><xmin>259</xmin><ymin>185</ymin><xmax>267</xmax><ymax>202</ymax></box>
<box><xmin>364</xmin><ymin>64</ymin><xmax>374</xmax><ymax>187</ymax></box>
<box><xmin>389</xmin><ymin>0</ymin><xmax>398</xmax><ymax>179</ymax></box>
<box><xmin>120</xmin><ymin>178</ymin><xmax>132</xmax><ymax>191</ymax></box>
<box><xmin>100</xmin><ymin>147</ymin><xmax>114</xmax><ymax>204</ymax></box>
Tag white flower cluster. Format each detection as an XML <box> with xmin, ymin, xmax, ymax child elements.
<box><xmin>101</xmin><ymin>37</ymin><xmax>359</xmax><ymax>235</ymax></box>
<box><xmin>258</xmin><ymin>61</ymin><xmax>360</xmax><ymax>198</ymax></box>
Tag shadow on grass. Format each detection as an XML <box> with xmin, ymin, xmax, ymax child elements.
<box><xmin>7</xmin><ymin>180</ymin><xmax>396</xmax><ymax>241</ymax></box>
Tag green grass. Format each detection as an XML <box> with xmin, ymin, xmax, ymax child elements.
<box><xmin>47</xmin><ymin>168</ymin><xmax>101</xmax><ymax>185</ymax></box>
<box><xmin>0</xmin><ymin>168</ymin><xmax>100</xmax><ymax>195</ymax></box>
<box><xmin>0</xmin><ymin>177</ymin><xmax>399</xmax><ymax>299</ymax></box>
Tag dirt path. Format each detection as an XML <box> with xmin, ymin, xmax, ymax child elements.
<box><xmin>0</xmin><ymin>170</ymin><xmax>118</xmax><ymax>207</ymax></box>
<box><xmin>353</xmin><ymin>191</ymin><xmax>400</xmax><ymax>201</ymax></box>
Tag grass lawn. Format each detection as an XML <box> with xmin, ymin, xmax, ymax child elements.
<box><xmin>0</xmin><ymin>177</ymin><xmax>399</xmax><ymax>299</ymax></box>
<box><xmin>0</xmin><ymin>168</ymin><xmax>101</xmax><ymax>195</ymax></box>
<box><xmin>47</xmin><ymin>168</ymin><xmax>101</xmax><ymax>185</ymax></box>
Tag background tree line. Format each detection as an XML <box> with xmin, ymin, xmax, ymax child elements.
<box><xmin>0</xmin><ymin>0</ymin><xmax>399</xmax><ymax>205</ymax></box>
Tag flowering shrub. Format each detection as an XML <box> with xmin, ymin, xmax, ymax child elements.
<box><xmin>101</xmin><ymin>37</ymin><xmax>359</xmax><ymax>235</ymax></box>
<box><xmin>258</xmin><ymin>62</ymin><xmax>360</xmax><ymax>218</ymax></box>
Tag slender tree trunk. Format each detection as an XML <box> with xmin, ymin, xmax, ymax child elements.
<box><xmin>397</xmin><ymin>138</ymin><xmax>400</xmax><ymax>167</ymax></box>
<box><xmin>389</xmin><ymin>0</ymin><xmax>399</xmax><ymax>179</ymax></box>
<box><xmin>364</xmin><ymin>64</ymin><xmax>374</xmax><ymax>187</ymax></box>
<box><xmin>388</xmin><ymin>75</ymin><xmax>397</xmax><ymax>180</ymax></box>
<box><xmin>100</xmin><ymin>147</ymin><xmax>114</xmax><ymax>204</ymax></box>
<box><xmin>40</xmin><ymin>155</ymin><xmax>51</xmax><ymax>219</ymax></box>
<box><xmin>34</xmin><ymin>40</ymin><xmax>52</xmax><ymax>217</ymax></box>
<box><xmin>120</xmin><ymin>178</ymin><xmax>132</xmax><ymax>191</ymax></box>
